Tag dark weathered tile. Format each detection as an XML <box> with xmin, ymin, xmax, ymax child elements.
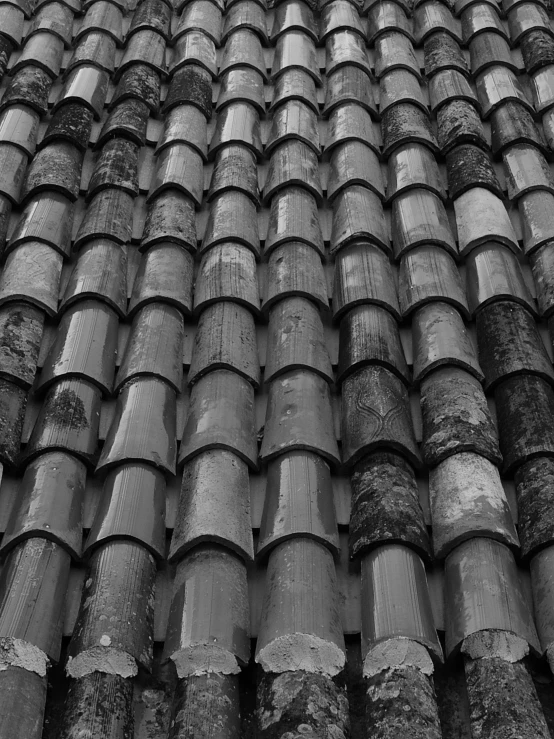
<box><xmin>333</xmin><ymin>242</ymin><xmax>400</xmax><ymax>321</ymax></box>
<box><xmin>67</xmin><ymin>541</ymin><xmax>156</xmax><ymax>676</ymax></box>
<box><xmin>113</xmin><ymin>62</ymin><xmax>160</xmax><ymax>114</ymax></box>
<box><xmin>350</xmin><ymin>451</ymin><xmax>430</xmax><ymax>560</ymax></box>
<box><xmin>430</xmin><ymin>452</ymin><xmax>518</xmax><ymax>559</ymax></box>
<box><xmin>74</xmin><ymin>188</ymin><xmax>133</xmax><ymax>249</ymax></box>
<box><xmin>256</xmin><ymin>539</ymin><xmax>345</xmax><ymax>674</ymax></box>
<box><xmin>446</xmin><ymin>144</ymin><xmax>502</xmax><ymax>200</ymax></box>
<box><xmin>261</xmin><ymin>369</ymin><xmax>339</xmax><ymax>465</ymax></box>
<box><xmin>258</xmin><ymin>450</ymin><xmax>339</xmax><ymax>558</ymax></box>
<box><xmin>0</xmin><ymin>302</ymin><xmax>43</xmax><ymax>389</ymax></box>
<box><xmin>1</xmin><ymin>451</ymin><xmax>85</xmax><ymax>558</ymax></box>
<box><xmin>342</xmin><ymin>365</ymin><xmax>421</xmax><ymax>468</ymax></box>
<box><xmin>264</xmin><ymin>241</ymin><xmax>328</xmax><ymax>312</ymax></box>
<box><xmin>39</xmin><ymin>300</ymin><xmax>118</xmax><ymax>395</ymax></box>
<box><xmin>21</xmin><ymin>141</ymin><xmax>82</xmax><ymax>203</ymax></box>
<box><xmin>381</xmin><ymin>103</ymin><xmax>438</xmax><ymax>157</ymax></box>
<box><xmin>515</xmin><ymin>457</ymin><xmax>554</xmax><ymax>558</ymax></box>
<box><xmin>59</xmin><ymin>674</ymin><xmax>134</xmax><ymax>739</ymax></box>
<box><xmin>141</xmin><ymin>189</ymin><xmax>196</xmax><ymax>252</ymax></box>
<box><xmin>170</xmin><ymin>449</ymin><xmax>254</xmax><ymax>562</ymax></box>
<box><xmin>66</xmin><ymin>32</ymin><xmax>117</xmax><ymax>75</ymax></box>
<box><xmin>2</xmin><ymin>66</ymin><xmax>52</xmax><ymax>116</ymax></box>
<box><xmin>97</xmin><ymin>99</ymin><xmax>149</xmax><ymax>148</ymax></box>
<box><xmin>118</xmin><ymin>29</ymin><xmax>166</xmax><ymax>79</ymax></box>
<box><xmin>0</xmin><ymin>667</ymin><xmax>46</xmax><ymax>739</ymax></box>
<box><xmin>376</xmin><ymin>31</ymin><xmax>421</xmax><ymax>79</ymax></box>
<box><xmin>424</xmin><ymin>30</ymin><xmax>468</xmax><ymax>77</ymax></box>
<box><xmin>0</xmin><ymin>378</ymin><xmax>26</xmax><ymax>467</ymax></box>
<box><xmin>413</xmin><ymin>300</ymin><xmax>483</xmax><ymax>384</ymax></box>
<box><xmin>42</xmin><ymin>103</ymin><xmax>94</xmax><ymax>151</ymax></box>
<box><xmin>87</xmin><ymin>138</ymin><xmax>139</xmax><ymax>199</ymax></box>
<box><xmin>520</xmin><ymin>28</ymin><xmax>554</xmax><ymax>74</ymax></box>
<box><xmin>84</xmin><ymin>462</ymin><xmax>166</xmax><ymax>560</ymax></box>
<box><xmin>331</xmin><ymin>185</ymin><xmax>388</xmax><ymax>255</ymax></box>
<box><xmin>12</xmin><ymin>31</ymin><xmax>63</xmax><ymax>78</ymax></box>
<box><xmin>338</xmin><ymin>304</ymin><xmax>409</xmax><ymax>385</ymax></box>
<box><xmin>128</xmin><ymin>0</ymin><xmax>171</xmax><ymax>39</ymax></box>
<box><xmin>530</xmin><ymin>242</ymin><xmax>554</xmax><ymax>316</ymax></box>
<box><xmin>436</xmin><ymin>98</ymin><xmax>488</xmax><ymax>154</ymax></box>
<box><xmin>495</xmin><ymin>374</ymin><xmax>554</xmax><ymax>473</ymax></box>
<box><xmin>266</xmin><ymin>186</ymin><xmax>324</xmax><ymax>257</ymax></box>
<box><xmin>194</xmin><ymin>242</ymin><xmax>260</xmax><ymax>315</ymax></box>
<box><xmin>129</xmin><ymin>242</ymin><xmax>193</xmax><ymax>316</ymax></box>
<box><xmin>490</xmin><ymin>100</ymin><xmax>547</xmax><ymax>157</ymax></box>
<box><xmin>97</xmin><ymin>377</ymin><xmax>177</xmax><ymax>474</ymax></box>
<box><xmin>188</xmin><ymin>300</ymin><xmax>259</xmax><ymax>386</ymax></box>
<box><xmin>170</xmin><ymin>674</ymin><xmax>240</xmax><ymax>739</ymax></box>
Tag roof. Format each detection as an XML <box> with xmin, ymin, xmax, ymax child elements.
<box><xmin>1</xmin><ymin>0</ymin><xmax>554</xmax><ymax>736</ymax></box>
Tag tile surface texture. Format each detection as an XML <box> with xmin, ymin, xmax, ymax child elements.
<box><xmin>2</xmin><ymin>0</ymin><xmax>554</xmax><ymax>736</ymax></box>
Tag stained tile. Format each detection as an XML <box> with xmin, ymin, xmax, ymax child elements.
<box><xmin>530</xmin><ymin>242</ymin><xmax>554</xmax><ymax>316</ymax></box>
<box><xmin>84</xmin><ymin>462</ymin><xmax>166</xmax><ymax>560</ymax></box>
<box><xmin>263</xmin><ymin>241</ymin><xmax>328</xmax><ymax>312</ymax></box>
<box><xmin>223</xmin><ymin>1</ymin><xmax>266</xmax><ymax>43</ymax></box>
<box><xmin>258</xmin><ymin>451</ymin><xmax>339</xmax><ymax>558</ymax></box>
<box><xmin>58</xmin><ymin>675</ymin><xmax>133</xmax><ymax>739</ymax></box>
<box><xmin>9</xmin><ymin>192</ymin><xmax>73</xmax><ymax>256</ymax></box>
<box><xmin>156</xmin><ymin>103</ymin><xmax>207</xmax><ymax>159</ymax></box>
<box><xmin>333</xmin><ymin>242</ymin><xmax>401</xmax><ymax>321</ymax></box>
<box><xmin>76</xmin><ymin>1</ymin><xmax>123</xmax><ymax>45</ymax></box>
<box><xmin>179</xmin><ymin>369</ymin><xmax>258</xmax><ymax>468</ymax></box>
<box><xmin>508</xmin><ymin>1</ymin><xmax>551</xmax><ymax>44</ymax></box>
<box><xmin>271</xmin><ymin>0</ymin><xmax>317</xmax><ymax>41</ymax></box>
<box><xmin>331</xmin><ymin>185</ymin><xmax>388</xmax><ymax>255</ymax></box>
<box><xmin>476</xmin><ymin>299</ymin><xmax>554</xmax><ymax>389</ymax></box>
<box><xmin>430</xmin><ymin>452</ymin><xmax>518</xmax><ymax>559</ymax></box>
<box><xmin>424</xmin><ymin>30</ymin><xmax>468</xmax><ymax>78</ymax></box>
<box><xmin>170</xmin><ymin>449</ymin><xmax>254</xmax><ymax>562</ymax></box>
<box><xmin>24</xmin><ymin>378</ymin><xmax>101</xmax><ymax>466</ymax></box>
<box><xmin>260</xmin><ymin>369</ymin><xmax>340</xmax><ymax>466</ymax></box>
<box><xmin>1</xmin><ymin>66</ymin><xmax>52</xmax><ymax>117</ymax></box>
<box><xmin>11</xmin><ymin>32</ymin><xmax>64</xmax><ymax>78</ymax></box>
<box><xmin>1</xmin><ymin>451</ymin><xmax>85</xmax><ymax>558</ymax></box>
<box><xmin>0</xmin><ymin>378</ymin><xmax>26</xmax><ymax>467</ymax></box>
<box><xmin>194</xmin><ymin>242</ymin><xmax>259</xmax><ymax>316</ymax></box>
<box><xmin>42</xmin><ymin>103</ymin><xmax>94</xmax><ymax>152</ymax></box>
<box><xmin>118</xmin><ymin>29</ymin><xmax>166</xmax><ymax>79</ymax></box>
<box><xmin>421</xmin><ymin>366</ymin><xmax>501</xmax><ymax>466</ymax></box>
<box><xmin>147</xmin><ymin>142</ymin><xmax>203</xmax><ymax>206</ymax></box>
<box><xmin>164</xmin><ymin>544</ymin><xmax>250</xmax><ymax>675</ymax></box>
<box><xmin>367</xmin><ymin>1</ymin><xmax>413</xmax><ymax>43</ymax></box>
<box><xmin>129</xmin><ymin>242</ymin><xmax>193</xmax><ymax>316</ymax></box>
<box><xmin>0</xmin><ymin>538</ymin><xmax>71</xmax><ymax>665</ymax></box>
<box><xmin>415</xmin><ymin>1</ymin><xmax>462</xmax><ymax>43</ymax></box>
<box><xmin>273</xmin><ymin>30</ymin><xmax>320</xmax><ymax>83</ymax></box>
<box><xmin>328</xmin><ymin>141</ymin><xmax>385</xmax><ymax>202</ymax></box>
<box><xmin>429</xmin><ymin>69</ymin><xmax>477</xmax><ymax>113</ymax></box>
<box><xmin>444</xmin><ymin>537</ymin><xmax>540</xmax><ymax>656</ymax></box>
<box><xmin>266</xmin><ymin>186</ymin><xmax>324</xmax><ymax>257</ymax></box>
<box><xmin>88</xmin><ymin>138</ymin><xmax>139</xmax><ymax>199</ymax></box>
<box><xmin>202</xmin><ymin>190</ymin><xmax>259</xmax><ymax>257</ymax></box>
<box><xmin>476</xmin><ymin>64</ymin><xmax>533</xmax><ymax>118</ymax></box>
<box><xmin>97</xmin><ymin>376</ymin><xmax>177</xmax><ymax>474</ymax></box>
<box><xmin>338</xmin><ymin>304</ymin><xmax>409</xmax><ymax>386</ymax></box>
<box><xmin>0</xmin><ymin>38</ymin><xmax>13</xmax><ymax>83</ymax></box>
<box><xmin>320</xmin><ymin>0</ymin><xmax>364</xmax><ymax>41</ymax></box>
<box><xmin>325</xmin><ymin>102</ymin><xmax>379</xmax><ymax>154</ymax></box>
<box><xmin>392</xmin><ymin>189</ymin><xmax>456</xmax><ymax>258</ymax></box>
<box><xmin>398</xmin><ymin>245</ymin><xmax>469</xmax><ymax>318</ymax></box>
<box><xmin>387</xmin><ymin>143</ymin><xmax>445</xmax><ymax>202</ymax></box>
<box><xmin>67</xmin><ymin>541</ymin><xmax>156</xmax><ymax>675</ymax></box>
<box><xmin>221</xmin><ymin>28</ymin><xmax>266</xmax><ymax>79</ymax></box>
<box><xmin>97</xmin><ymin>99</ymin><xmax>149</xmax><ymax>148</ymax></box>
<box><xmin>385</xmin><ymin>66</ymin><xmax>433</xmax><ymax>119</ymax></box>
<box><xmin>53</xmin><ymin>66</ymin><xmax>109</xmax><ymax>120</ymax></box>
<box><xmin>217</xmin><ymin>68</ymin><xmax>265</xmax><ymax>114</ymax></box>
<box><xmin>39</xmin><ymin>300</ymin><xmax>118</xmax><ymax>395</ymax></box>
<box><xmin>168</xmin><ymin>674</ymin><xmax>239</xmax><ymax>736</ymax></box>
<box><xmin>413</xmin><ymin>301</ymin><xmax>483</xmax><ymax>383</ymax></box>
<box><xmin>461</xmin><ymin>1</ymin><xmax>507</xmax><ymax>43</ymax></box>
<box><xmin>454</xmin><ymin>187</ymin><xmax>519</xmax><ymax>256</ymax></box>
<box><xmin>0</xmin><ymin>667</ymin><xmax>46</xmax><ymax>738</ymax></box>
<box><xmin>263</xmin><ymin>140</ymin><xmax>321</xmax><ymax>204</ymax></box>
<box><xmin>0</xmin><ymin>241</ymin><xmax>62</xmax><ymax>316</ymax></box>
<box><xmin>502</xmin><ymin>144</ymin><xmax>554</xmax><ymax>200</ymax></box>
<box><xmin>326</xmin><ymin>29</ymin><xmax>371</xmax><ymax>77</ymax></box>
<box><xmin>466</xmin><ymin>243</ymin><xmax>536</xmax><ymax>315</ymax></box>
<box><xmin>175</xmin><ymin>0</ymin><xmax>222</xmax><ymax>44</ymax></box>
<box><xmin>128</xmin><ymin>0</ymin><xmax>171</xmax><ymax>39</ymax></box>
<box><xmin>140</xmin><ymin>189</ymin><xmax>197</xmax><ymax>252</ymax></box>
<box><xmin>0</xmin><ymin>105</ymin><xmax>39</xmax><ymax>156</ymax></box>
<box><xmin>0</xmin><ymin>4</ymin><xmax>24</xmax><ymax>47</ymax></box>
<box><xmin>27</xmin><ymin>2</ymin><xmax>74</xmax><ymax>47</ymax></box>
<box><xmin>112</xmin><ymin>62</ymin><xmax>160</xmax><ymax>114</ymax></box>
<box><xmin>171</xmin><ymin>31</ymin><xmax>217</xmax><ymax>78</ymax></box>
<box><xmin>446</xmin><ymin>144</ymin><xmax>502</xmax><ymax>200</ymax></box>
<box><xmin>188</xmin><ymin>301</ymin><xmax>259</xmax><ymax>386</ymax></box>
<box><xmin>265</xmin><ymin>99</ymin><xmax>318</xmax><ymax>155</ymax></box>
<box><xmin>265</xmin><ymin>296</ymin><xmax>332</xmax><ymax>383</ymax></box>
<box><xmin>0</xmin><ymin>144</ymin><xmax>27</xmax><ymax>204</ymax></box>
<box><xmin>66</xmin><ymin>32</ymin><xmax>117</xmax><ymax>75</ymax></box>
<box><xmin>209</xmin><ymin>101</ymin><xmax>262</xmax><ymax>159</ymax></box>
<box><xmin>381</xmin><ymin>103</ymin><xmax>439</xmax><ymax>157</ymax></box>
<box><xmin>209</xmin><ymin>144</ymin><xmax>259</xmax><ymax>203</ymax></box>
<box><xmin>21</xmin><ymin>141</ymin><xmax>82</xmax><ymax>203</ymax></box>
<box><xmin>515</xmin><ymin>457</ymin><xmax>554</xmax><ymax>558</ymax></box>
<box><xmin>74</xmin><ymin>188</ymin><xmax>134</xmax><ymax>249</ymax></box>
<box><xmin>531</xmin><ymin>64</ymin><xmax>554</xmax><ymax>113</ymax></box>
<box><xmin>323</xmin><ymin>65</ymin><xmax>377</xmax><ymax>116</ymax></box>
<box><xmin>256</xmin><ymin>538</ymin><xmax>345</xmax><ymax>675</ymax></box>
<box><xmin>375</xmin><ymin>31</ymin><xmax>421</xmax><ymax>79</ymax></box>
<box><xmin>520</xmin><ymin>28</ymin><xmax>554</xmax><ymax>74</ymax></box>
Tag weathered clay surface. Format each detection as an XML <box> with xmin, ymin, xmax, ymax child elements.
<box><xmin>420</xmin><ymin>367</ymin><xmax>502</xmax><ymax>467</ymax></box>
<box><xmin>169</xmin><ymin>674</ymin><xmax>240</xmax><ymax>739</ymax></box>
<box><xmin>437</xmin><ymin>99</ymin><xmax>487</xmax><ymax>154</ymax></box>
<box><xmin>424</xmin><ymin>31</ymin><xmax>468</xmax><ymax>77</ymax></box>
<box><xmin>446</xmin><ymin>143</ymin><xmax>502</xmax><ymax>199</ymax></box>
<box><xmin>2</xmin><ymin>66</ymin><xmax>52</xmax><ymax>115</ymax></box>
<box><xmin>381</xmin><ymin>103</ymin><xmax>438</xmax><ymax>156</ymax></box>
<box><xmin>59</xmin><ymin>673</ymin><xmax>134</xmax><ymax>739</ymax></box>
<box><xmin>0</xmin><ymin>302</ymin><xmax>43</xmax><ymax>389</ymax></box>
<box><xmin>490</xmin><ymin>100</ymin><xmax>546</xmax><ymax>157</ymax></box>
<box><xmin>0</xmin><ymin>377</ymin><xmax>27</xmax><ymax>466</ymax></box>
<box><xmin>98</xmin><ymin>99</ymin><xmax>149</xmax><ymax>147</ymax></box>
<box><xmin>257</xmin><ymin>671</ymin><xmax>350</xmax><ymax>739</ymax></box>
<box><xmin>515</xmin><ymin>456</ymin><xmax>554</xmax><ymax>558</ymax></box>
<box><xmin>350</xmin><ymin>452</ymin><xmax>431</xmax><ymax>561</ymax></box>
<box><xmin>521</xmin><ymin>28</ymin><xmax>554</xmax><ymax>74</ymax></box>
<box><xmin>0</xmin><ymin>666</ymin><xmax>46</xmax><ymax>739</ymax></box>
<box><xmin>43</xmin><ymin>103</ymin><xmax>94</xmax><ymax>151</ymax></box>
<box><xmin>366</xmin><ymin>667</ymin><xmax>442</xmax><ymax>739</ymax></box>
<box><xmin>113</xmin><ymin>62</ymin><xmax>160</xmax><ymax>113</ymax></box>
<box><xmin>464</xmin><ymin>658</ymin><xmax>551</xmax><ymax>739</ymax></box>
